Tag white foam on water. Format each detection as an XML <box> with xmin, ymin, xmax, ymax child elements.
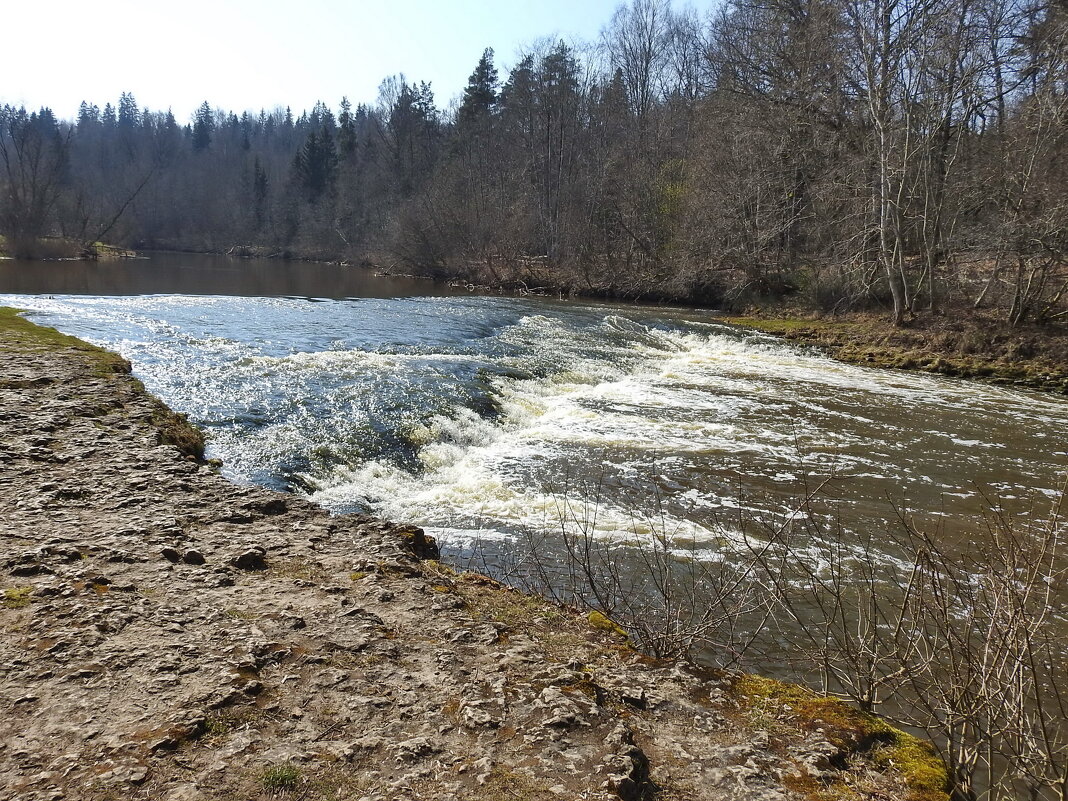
<box><xmin>5</xmin><ymin>292</ymin><xmax>1066</xmax><ymax>566</ymax></box>
<box><xmin>294</xmin><ymin>316</ymin><xmax>872</xmax><ymax>550</ymax></box>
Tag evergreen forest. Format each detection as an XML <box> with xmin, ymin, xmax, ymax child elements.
<box><xmin>1</xmin><ymin>0</ymin><xmax>1066</xmax><ymax>327</ymax></box>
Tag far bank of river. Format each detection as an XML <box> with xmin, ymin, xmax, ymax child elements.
<box><xmin>726</xmin><ymin>311</ymin><xmax>1068</xmax><ymax>395</ymax></box>
<box><xmin>3</xmin><ymin>251</ymin><xmax>1066</xmax><ymax>396</ymax></box>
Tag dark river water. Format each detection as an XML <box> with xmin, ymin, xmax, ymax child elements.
<box><xmin>3</xmin><ymin>253</ymin><xmax>1067</xmax><ymax>625</ymax></box>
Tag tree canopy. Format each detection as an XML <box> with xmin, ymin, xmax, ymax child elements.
<box><xmin>1</xmin><ymin>0</ymin><xmax>1065</xmax><ymax>326</ymax></box>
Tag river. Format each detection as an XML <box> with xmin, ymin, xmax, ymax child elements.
<box><xmin>3</xmin><ymin>253</ymin><xmax>1067</xmax><ymax>640</ymax></box>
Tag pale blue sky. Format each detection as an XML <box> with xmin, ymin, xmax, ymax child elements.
<box><xmin>4</xmin><ymin>0</ymin><xmax>717</xmax><ymax>123</ymax></box>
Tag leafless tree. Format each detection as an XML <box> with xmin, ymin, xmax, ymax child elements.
<box><xmin>0</xmin><ymin>107</ymin><xmax>70</xmax><ymax>256</ymax></box>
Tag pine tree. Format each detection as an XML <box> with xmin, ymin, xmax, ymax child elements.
<box><xmin>458</xmin><ymin>48</ymin><xmax>499</xmax><ymax>125</ymax></box>
<box><xmin>252</xmin><ymin>156</ymin><xmax>269</xmax><ymax>230</ymax></box>
<box><xmin>294</xmin><ymin>127</ymin><xmax>338</xmax><ymax>202</ymax></box>
<box><xmin>192</xmin><ymin>101</ymin><xmax>214</xmax><ymax>151</ymax></box>
<box><xmin>501</xmin><ymin>55</ymin><xmax>537</xmax><ymax>145</ymax></box>
<box><xmin>338</xmin><ymin>97</ymin><xmax>357</xmax><ymax>155</ymax></box>
<box><xmin>118</xmin><ymin>92</ymin><xmax>139</xmax><ymax>129</ymax></box>
<box><xmin>77</xmin><ymin>102</ymin><xmax>100</xmax><ymax>131</ymax></box>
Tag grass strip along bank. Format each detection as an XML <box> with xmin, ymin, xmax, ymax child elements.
<box><xmin>726</xmin><ymin>311</ymin><xmax>1068</xmax><ymax>394</ymax></box>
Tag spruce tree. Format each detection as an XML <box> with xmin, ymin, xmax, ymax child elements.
<box><xmin>118</xmin><ymin>92</ymin><xmax>139</xmax><ymax>129</ymax></box>
<box><xmin>192</xmin><ymin>101</ymin><xmax>214</xmax><ymax>151</ymax></box>
<box><xmin>458</xmin><ymin>48</ymin><xmax>499</xmax><ymax>125</ymax></box>
<box><xmin>294</xmin><ymin>127</ymin><xmax>338</xmax><ymax>202</ymax></box>
<box><xmin>338</xmin><ymin>97</ymin><xmax>357</xmax><ymax>154</ymax></box>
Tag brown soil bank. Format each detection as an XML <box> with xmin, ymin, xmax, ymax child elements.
<box><xmin>0</xmin><ymin>309</ymin><xmax>945</xmax><ymax>801</ymax></box>
<box><xmin>725</xmin><ymin>309</ymin><xmax>1068</xmax><ymax>395</ymax></box>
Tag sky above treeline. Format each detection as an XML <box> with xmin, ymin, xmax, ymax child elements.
<box><xmin>5</xmin><ymin>0</ymin><xmax>717</xmax><ymax>123</ymax></box>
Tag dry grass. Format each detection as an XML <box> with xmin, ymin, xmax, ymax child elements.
<box><xmin>724</xmin><ymin>309</ymin><xmax>1068</xmax><ymax>393</ymax></box>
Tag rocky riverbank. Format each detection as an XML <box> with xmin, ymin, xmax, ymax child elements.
<box><xmin>0</xmin><ymin>310</ymin><xmax>945</xmax><ymax>801</ymax></box>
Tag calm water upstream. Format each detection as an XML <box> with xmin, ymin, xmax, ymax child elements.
<box><xmin>2</xmin><ymin>253</ymin><xmax>1066</xmax><ymax>583</ymax></box>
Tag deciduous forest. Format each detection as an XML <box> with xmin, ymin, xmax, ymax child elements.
<box><xmin>1</xmin><ymin>0</ymin><xmax>1066</xmax><ymax>326</ymax></box>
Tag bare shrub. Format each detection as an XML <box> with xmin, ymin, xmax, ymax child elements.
<box><xmin>444</xmin><ymin>467</ymin><xmax>1068</xmax><ymax>801</ymax></box>
<box><xmin>746</xmin><ymin>481</ymin><xmax>1068</xmax><ymax>801</ymax></box>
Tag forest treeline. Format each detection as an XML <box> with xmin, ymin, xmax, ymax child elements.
<box><xmin>1</xmin><ymin>0</ymin><xmax>1066</xmax><ymax>326</ymax></box>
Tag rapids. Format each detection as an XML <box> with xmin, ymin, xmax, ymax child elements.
<box><xmin>4</xmin><ymin>275</ymin><xmax>1066</xmax><ymax>577</ymax></box>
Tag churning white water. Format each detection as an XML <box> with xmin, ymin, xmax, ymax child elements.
<box><xmin>4</xmin><ymin>286</ymin><xmax>1066</xmax><ymax>569</ymax></box>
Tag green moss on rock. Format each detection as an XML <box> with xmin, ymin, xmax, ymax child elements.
<box><xmin>732</xmin><ymin>674</ymin><xmax>949</xmax><ymax>801</ymax></box>
<box><xmin>587</xmin><ymin>610</ymin><xmax>628</xmax><ymax>639</ymax></box>
<box><xmin>2</xmin><ymin>586</ymin><xmax>33</xmax><ymax>609</ymax></box>
<box><xmin>150</xmin><ymin>400</ymin><xmax>205</xmax><ymax>460</ymax></box>
<box><xmin>0</xmin><ymin>307</ymin><xmax>130</xmax><ymax>375</ymax></box>
<box><xmin>1</xmin><ymin>308</ymin><xmax>206</xmax><ymax>459</ymax></box>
